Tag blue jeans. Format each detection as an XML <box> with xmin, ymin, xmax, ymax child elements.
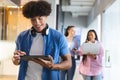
<box><xmin>82</xmin><ymin>74</ymin><xmax>102</xmax><ymax>80</ymax></box>
<box><xmin>60</xmin><ymin>57</ymin><xmax>76</xmax><ymax>80</ymax></box>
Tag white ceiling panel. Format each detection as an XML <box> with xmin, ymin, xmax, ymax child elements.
<box><xmin>62</xmin><ymin>0</ymin><xmax>96</xmax><ymax>16</ymax></box>
<box><xmin>72</xmin><ymin>12</ymin><xmax>89</xmax><ymax>17</ymax></box>
<box><xmin>70</xmin><ymin>1</ymin><xmax>94</xmax><ymax>6</ymax></box>
<box><xmin>62</xmin><ymin>5</ymin><xmax>92</xmax><ymax>12</ymax></box>
<box><xmin>70</xmin><ymin>0</ymin><xmax>95</xmax><ymax>1</ymax></box>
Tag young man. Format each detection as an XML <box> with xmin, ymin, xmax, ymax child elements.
<box><xmin>12</xmin><ymin>1</ymin><xmax>71</xmax><ymax>80</ymax></box>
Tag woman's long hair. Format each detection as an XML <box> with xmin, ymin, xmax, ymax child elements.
<box><xmin>64</xmin><ymin>26</ymin><xmax>75</xmax><ymax>37</ymax></box>
<box><xmin>82</xmin><ymin>29</ymin><xmax>98</xmax><ymax>64</ymax></box>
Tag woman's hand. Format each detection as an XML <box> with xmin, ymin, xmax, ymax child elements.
<box><xmin>87</xmin><ymin>52</ymin><xmax>96</xmax><ymax>59</ymax></box>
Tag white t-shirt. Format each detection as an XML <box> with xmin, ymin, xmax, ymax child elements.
<box><xmin>25</xmin><ymin>33</ymin><xmax>43</xmax><ymax>80</ymax></box>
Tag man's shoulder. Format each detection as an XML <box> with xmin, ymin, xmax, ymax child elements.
<box><xmin>18</xmin><ymin>29</ymin><xmax>30</xmax><ymax>37</ymax></box>
<box><xmin>49</xmin><ymin>28</ymin><xmax>63</xmax><ymax>36</ymax></box>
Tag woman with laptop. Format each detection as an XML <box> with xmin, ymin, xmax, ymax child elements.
<box><xmin>77</xmin><ymin>29</ymin><xmax>104</xmax><ymax>80</ymax></box>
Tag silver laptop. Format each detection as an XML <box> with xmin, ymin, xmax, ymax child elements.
<box><xmin>81</xmin><ymin>42</ymin><xmax>99</xmax><ymax>54</ymax></box>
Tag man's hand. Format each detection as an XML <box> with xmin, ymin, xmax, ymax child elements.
<box><xmin>30</xmin><ymin>55</ymin><xmax>54</xmax><ymax>69</ymax></box>
<box><xmin>12</xmin><ymin>50</ymin><xmax>26</xmax><ymax>65</ymax></box>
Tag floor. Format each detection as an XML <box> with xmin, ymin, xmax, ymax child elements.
<box><xmin>0</xmin><ymin>75</ymin><xmax>82</xmax><ymax>80</ymax></box>
<box><xmin>0</xmin><ymin>75</ymin><xmax>83</xmax><ymax>80</ymax></box>
<box><xmin>0</xmin><ymin>60</ymin><xmax>83</xmax><ymax>80</ymax></box>
<box><xmin>0</xmin><ymin>75</ymin><xmax>17</xmax><ymax>80</ymax></box>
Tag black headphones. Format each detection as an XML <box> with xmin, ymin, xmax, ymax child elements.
<box><xmin>31</xmin><ymin>25</ymin><xmax>49</xmax><ymax>37</ymax></box>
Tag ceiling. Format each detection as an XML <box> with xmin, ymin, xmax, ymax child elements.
<box><xmin>62</xmin><ymin>0</ymin><xmax>96</xmax><ymax>17</ymax></box>
<box><xmin>0</xmin><ymin>0</ymin><xmax>39</xmax><ymax>7</ymax></box>
<box><xmin>0</xmin><ymin>0</ymin><xmax>17</xmax><ymax>7</ymax></box>
<box><xmin>0</xmin><ymin>0</ymin><xmax>96</xmax><ymax>17</ymax></box>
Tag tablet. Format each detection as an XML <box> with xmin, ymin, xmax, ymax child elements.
<box><xmin>21</xmin><ymin>55</ymin><xmax>50</xmax><ymax>61</ymax></box>
<box><xmin>81</xmin><ymin>43</ymin><xmax>99</xmax><ymax>54</ymax></box>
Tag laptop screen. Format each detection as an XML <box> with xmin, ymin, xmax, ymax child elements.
<box><xmin>81</xmin><ymin>43</ymin><xmax>99</xmax><ymax>54</ymax></box>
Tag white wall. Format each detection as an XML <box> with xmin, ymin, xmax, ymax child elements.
<box><xmin>47</xmin><ymin>0</ymin><xmax>57</xmax><ymax>29</ymax></box>
<box><xmin>0</xmin><ymin>41</ymin><xmax>19</xmax><ymax>75</ymax></box>
<box><xmin>102</xmin><ymin>0</ymin><xmax>120</xmax><ymax>80</ymax></box>
<box><xmin>88</xmin><ymin>0</ymin><xmax>115</xmax><ymax>25</ymax></box>
<box><xmin>61</xmin><ymin>12</ymin><xmax>87</xmax><ymax>35</ymax></box>
<box><xmin>64</xmin><ymin>13</ymin><xmax>87</xmax><ymax>28</ymax></box>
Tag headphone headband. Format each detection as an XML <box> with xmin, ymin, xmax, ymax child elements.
<box><xmin>30</xmin><ymin>25</ymin><xmax>49</xmax><ymax>37</ymax></box>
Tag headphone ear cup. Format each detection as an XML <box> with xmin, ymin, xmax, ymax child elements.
<box><xmin>31</xmin><ymin>27</ymin><xmax>36</xmax><ymax>37</ymax></box>
<box><xmin>41</xmin><ymin>26</ymin><xmax>48</xmax><ymax>35</ymax></box>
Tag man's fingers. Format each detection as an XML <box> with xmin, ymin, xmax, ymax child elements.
<box><xmin>14</xmin><ymin>50</ymin><xmax>26</xmax><ymax>56</ymax></box>
<box><xmin>48</xmin><ymin>55</ymin><xmax>53</xmax><ymax>63</ymax></box>
<box><xmin>13</xmin><ymin>55</ymin><xmax>20</xmax><ymax>60</ymax></box>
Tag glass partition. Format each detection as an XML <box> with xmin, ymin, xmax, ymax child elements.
<box><xmin>0</xmin><ymin>6</ymin><xmax>31</xmax><ymax>41</ymax></box>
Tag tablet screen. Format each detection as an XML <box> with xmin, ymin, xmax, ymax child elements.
<box><xmin>21</xmin><ymin>55</ymin><xmax>50</xmax><ymax>61</ymax></box>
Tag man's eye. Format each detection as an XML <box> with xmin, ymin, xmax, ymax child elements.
<box><xmin>38</xmin><ymin>17</ymin><xmax>43</xmax><ymax>20</ymax></box>
<box><xmin>31</xmin><ymin>19</ymin><xmax>36</xmax><ymax>21</ymax></box>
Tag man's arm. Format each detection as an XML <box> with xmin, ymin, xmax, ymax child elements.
<box><xmin>52</xmin><ymin>53</ymin><xmax>72</xmax><ymax>70</ymax></box>
<box><xmin>30</xmin><ymin>53</ymin><xmax>72</xmax><ymax>70</ymax></box>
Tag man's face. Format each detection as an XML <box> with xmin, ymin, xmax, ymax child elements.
<box><xmin>30</xmin><ymin>16</ymin><xmax>47</xmax><ymax>32</ymax></box>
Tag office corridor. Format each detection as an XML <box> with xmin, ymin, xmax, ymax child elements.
<box><xmin>0</xmin><ymin>0</ymin><xmax>120</xmax><ymax>80</ymax></box>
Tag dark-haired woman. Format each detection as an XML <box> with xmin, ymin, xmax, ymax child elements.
<box><xmin>78</xmin><ymin>29</ymin><xmax>104</xmax><ymax>80</ymax></box>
